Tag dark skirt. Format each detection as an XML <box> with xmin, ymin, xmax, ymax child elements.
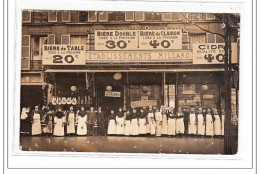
<box><xmin>20</xmin><ymin>118</ymin><xmax>31</xmax><ymax>133</ymax></box>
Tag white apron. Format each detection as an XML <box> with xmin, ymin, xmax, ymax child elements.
<box><xmin>214</xmin><ymin>114</ymin><xmax>221</xmax><ymax>135</ymax></box>
<box><xmin>43</xmin><ymin>116</ymin><xmax>53</xmax><ymax>134</ymax></box>
<box><xmin>53</xmin><ymin>116</ymin><xmax>65</xmax><ymax>136</ymax></box>
<box><xmin>206</xmin><ymin>114</ymin><xmax>214</xmax><ymax>136</ymax></box>
<box><xmin>167</xmin><ymin>118</ymin><xmax>176</xmax><ymax>135</ymax></box>
<box><xmin>188</xmin><ymin>113</ymin><xmax>197</xmax><ymax>134</ymax></box>
<box><xmin>77</xmin><ymin>116</ymin><xmax>87</xmax><ymax>135</ymax></box>
<box><xmin>67</xmin><ymin>112</ymin><xmax>75</xmax><ymax>134</ymax></box>
<box><xmin>31</xmin><ymin>113</ymin><xmax>42</xmax><ymax>135</ymax></box>
<box><xmin>124</xmin><ymin>120</ymin><xmax>131</xmax><ymax>135</ymax></box>
<box><xmin>176</xmin><ymin>115</ymin><xmax>185</xmax><ymax>134</ymax></box>
<box><xmin>116</xmin><ymin>117</ymin><xmax>125</xmax><ymax>135</ymax></box>
<box><xmin>139</xmin><ymin>118</ymin><xmax>147</xmax><ymax>134</ymax></box>
<box><xmin>221</xmin><ymin>114</ymin><xmax>225</xmax><ymax>135</ymax></box>
<box><xmin>150</xmin><ymin>118</ymin><xmax>156</xmax><ymax>135</ymax></box>
<box><xmin>107</xmin><ymin>119</ymin><xmax>116</xmax><ymax>135</ymax></box>
<box><xmin>197</xmin><ymin>114</ymin><xmax>205</xmax><ymax>135</ymax></box>
<box><xmin>155</xmin><ymin>112</ymin><xmax>162</xmax><ymax>136</ymax></box>
<box><xmin>131</xmin><ymin>118</ymin><xmax>139</xmax><ymax>135</ymax></box>
<box><xmin>161</xmin><ymin>114</ymin><xmax>168</xmax><ymax>135</ymax></box>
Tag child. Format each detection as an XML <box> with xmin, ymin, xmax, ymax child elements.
<box><xmin>76</xmin><ymin>106</ymin><xmax>88</xmax><ymax>136</ymax></box>
<box><xmin>107</xmin><ymin>109</ymin><xmax>116</xmax><ymax>135</ymax></box>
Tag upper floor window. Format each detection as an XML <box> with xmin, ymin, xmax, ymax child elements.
<box><xmin>99</xmin><ymin>11</ymin><xmax>109</xmax><ymax>22</ymax></box>
<box><xmin>22</xmin><ymin>11</ymin><xmax>31</xmax><ymax>23</ymax></box>
<box><xmin>32</xmin><ymin>11</ymin><xmax>48</xmax><ymax>23</ymax></box>
<box><xmin>125</xmin><ymin>12</ymin><xmax>134</xmax><ymax>22</ymax></box>
<box><xmin>109</xmin><ymin>11</ymin><xmax>125</xmax><ymax>22</ymax></box>
<box><xmin>145</xmin><ymin>12</ymin><xmax>161</xmax><ymax>21</ymax></box>
<box><xmin>62</xmin><ymin>11</ymin><xmax>71</xmax><ymax>22</ymax></box>
<box><xmin>207</xmin><ymin>33</ymin><xmax>216</xmax><ymax>43</ymax></box>
<box><xmin>88</xmin><ymin>11</ymin><xmax>98</xmax><ymax>22</ymax></box>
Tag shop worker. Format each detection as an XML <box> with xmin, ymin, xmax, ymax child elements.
<box><xmin>146</xmin><ymin>105</ymin><xmax>155</xmax><ymax>135</ymax></box>
<box><xmin>213</xmin><ymin>109</ymin><xmax>221</xmax><ymax>137</ymax></box>
<box><xmin>205</xmin><ymin>109</ymin><xmax>214</xmax><ymax>137</ymax></box>
<box><xmin>124</xmin><ymin>110</ymin><xmax>131</xmax><ymax>136</ymax></box>
<box><xmin>183</xmin><ymin>108</ymin><xmax>189</xmax><ymax>135</ymax></box>
<box><xmin>115</xmin><ymin>107</ymin><xmax>125</xmax><ymax>135</ymax></box>
<box><xmin>155</xmin><ymin>108</ymin><xmax>162</xmax><ymax>137</ymax></box>
<box><xmin>87</xmin><ymin>106</ymin><xmax>97</xmax><ymax>136</ymax></box>
<box><xmin>188</xmin><ymin>107</ymin><xmax>197</xmax><ymax>136</ymax></box>
<box><xmin>76</xmin><ymin>106</ymin><xmax>88</xmax><ymax>136</ymax></box>
<box><xmin>161</xmin><ymin>107</ymin><xmax>168</xmax><ymax>136</ymax></box>
<box><xmin>138</xmin><ymin>109</ymin><xmax>147</xmax><ymax>136</ymax></box>
<box><xmin>176</xmin><ymin>107</ymin><xmax>185</xmax><ymax>136</ymax></box>
<box><xmin>221</xmin><ymin>109</ymin><xmax>225</xmax><ymax>136</ymax></box>
<box><xmin>31</xmin><ymin>105</ymin><xmax>42</xmax><ymax>136</ymax></box>
<box><xmin>197</xmin><ymin>108</ymin><xmax>205</xmax><ymax>136</ymax></box>
<box><xmin>20</xmin><ymin>108</ymin><xmax>30</xmax><ymax>136</ymax></box>
<box><xmin>53</xmin><ymin>107</ymin><xmax>66</xmax><ymax>136</ymax></box>
<box><xmin>130</xmin><ymin>108</ymin><xmax>139</xmax><ymax>136</ymax></box>
<box><xmin>107</xmin><ymin>109</ymin><xmax>116</xmax><ymax>135</ymax></box>
<box><xmin>42</xmin><ymin>110</ymin><xmax>54</xmax><ymax>136</ymax></box>
<box><xmin>167</xmin><ymin>108</ymin><xmax>176</xmax><ymax>137</ymax></box>
<box><xmin>96</xmin><ymin>107</ymin><xmax>106</xmax><ymax>136</ymax></box>
<box><xmin>66</xmin><ymin>106</ymin><xmax>76</xmax><ymax>136</ymax></box>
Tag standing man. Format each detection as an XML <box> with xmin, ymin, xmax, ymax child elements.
<box><xmin>96</xmin><ymin>107</ymin><xmax>106</xmax><ymax>136</ymax></box>
<box><xmin>87</xmin><ymin>106</ymin><xmax>97</xmax><ymax>136</ymax></box>
<box><xmin>183</xmin><ymin>108</ymin><xmax>189</xmax><ymax>136</ymax></box>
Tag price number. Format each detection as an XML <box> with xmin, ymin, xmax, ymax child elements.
<box><xmin>149</xmin><ymin>40</ymin><xmax>172</xmax><ymax>49</ymax></box>
<box><xmin>106</xmin><ymin>40</ymin><xmax>127</xmax><ymax>49</ymax></box>
<box><xmin>204</xmin><ymin>54</ymin><xmax>225</xmax><ymax>63</ymax></box>
<box><xmin>53</xmin><ymin>55</ymin><xmax>76</xmax><ymax>64</ymax></box>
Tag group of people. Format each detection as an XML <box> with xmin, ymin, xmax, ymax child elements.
<box><xmin>20</xmin><ymin>104</ymin><xmax>225</xmax><ymax>137</ymax></box>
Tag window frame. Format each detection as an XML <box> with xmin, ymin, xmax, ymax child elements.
<box><xmin>206</xmin><ymin>33</ymin><xmax>217</xmax><ymax>43</ymax></box>
<box><xmin>21</xmin><ymin>35</ymin><xmax>31</xmax><ymax>70</ymax></box>
<box><xmin>88</xmin><ymin>11</ymin><xmax>98</xmax><ymax>22</ymax></box>
<box><xmin>48</xmin><ymin>11</ymin><xmax>57</xmax><ymax>22</ymax></box>
<box><xmin>61</xmin><ymin>11</ymin><xmax>71</xmax><ymax>22</ymax></box>
<box><xmin>125</xmin><ymin>12</ymin><xmax>135</xmax><ymax>22</ymax></box>
<box><xmin>98</xmin><ymin>11</ymin><xmax>109</xmax><ymax>22</ymax></box>
<box><xmin>135</xmin><ymin>12</ymin><xmax>145</xmax><ymax>21</ymax></box>
<box><xmin>162</xmin><ymin>13</ymin><xmax>172</xmax><ymax>21</ymax></box>
<box><xmin>22</xmin><ymin>11</ymin><xmax>31</xmax><ymax>23</ymax></box>
<box><xmin>61</xmin><ymin>35</ymin><xmax>71</xmax><ymax>45</ymax></box>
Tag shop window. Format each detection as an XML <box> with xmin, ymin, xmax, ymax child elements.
<box><xmin>182</xmin><ymin>33</ymin><xmax>189</xmax><ymax>49</ymax></box>
<box><xmin>31</xmin><ymin>36</ymin><xmax>47</xmax><ymax>70</ymax></box>
<box><xmin>189</xmin><ymin>33</ymin><xmax>206</xmax><ymax>49</ymax></box>
<box><xmin>190</xmin><ymin>13</ymin><xmax>206</xmax><ymax>21</ymax></box>
<box><xmin>70</xmin><ymin>36</ymin><xmax>89</xmax><ymax>50</ymax></box>
<box><xmin>135</xmin><ymin>12</ymin><xmax>145</xmax><ymax>21</ymax></box>
<box><xmin>164</xmin><ymin>85</ymin><xmax>175</xmax><ymax>108</ymax></box>
<box><xmin>71</xmin><ymin>11</ymin><xmax>79</xmax><ymax>22</ymax></box>
<box><xmin>179</xmin><ymin>13</ymin><xmax>190</xmax><ymax>22</ymax></box>
<box><xmin>162</xmin><ymin>13</ymin><xmax>172</xmax><ymax>21</ymax></box>
<box><xmin>62</xmin><ymin>11</ymin><xmax>71</xmax><ymax>22</ymax></box>
<box><xmin>109</xmin><ymin>11</ymin><xmax>125</xmax><ymax>22</ymax></box>
<box><xmin>207</xmin><ymin>33</ymin><xmax>216</xmax><ymax>43</ymax></box>
<box><xmin>99</xmin><ymin>11</ymin><xmax>109</xmax><ymax>22</ymax></box>
<box><xmin>61</xmin><ymin>35</ymin><xmax>70</xmax><ymax>44</ymax></box>
<box><xmin>88</xmin><ymin>11</ymin><xmax>97</xmax><ymax>22</ymax></box>
<box><xmin>206</xmin><ymin>13</ymin><xmax>216</xmax><ymax>20</ymax></box>
<box><xmin>21</xmin><ymin>35</ymin><xmax>30</xmax><ymax>70</ymax></box>
<box><xmin>22</xmin><ymin>11</ymin><xmax>31</xmax><ymax>23</ymax></box>
<box><xmin>125</xmin><ymin>12</ymin><xmax>135</xmax><ymax>22</ymax></box>
<box><xmin>47</xmin><ymin>34</ymin><xmax>55</xmax><ymax>44</ymax></box>
<box><xmin>79</xmin><ymin>11</ymin><xmax>88</xmax><ymax>22</ymax></box>
<box><xmin>145</xmin><ymin>12</ymin><xmax>161</xmax><ymax>21</ymax></box>
<box><xmin>32</xmin><ymin>11</ymin><xmax>48</xmax><ymax>23</ymax></box>
<box><xmin>48</xmin><ymin>11</ymin><xmax>57</xmax><ymax>22</ymax></box>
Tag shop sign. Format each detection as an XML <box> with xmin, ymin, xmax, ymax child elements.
<box><xmin>42</xmin><ymin>45</ymin><xmax>86</xmax><ymax>65</ymax></box>
<box><xmin>193</xmin><ymin>43</ymin><xmax>238</xmax><ymax>64</ymax></box>
<box><xmin>95</xmin><ymin>29</ymin><xmax>182</xmax><ymax>50</ymax></box>
<box><xmin>86</xmin><ymin>50</ymin><xmax>192</xmax><ymax>63</ymax></box>
<box><xmin>105</xmin><ymin>91</ymin><xmax>121</xmax><ymax>97</ymax></box>
<box><xmin>131</xmin><ymin>100</ymin><xmax>157</xmax><ymax>108</ymax></box>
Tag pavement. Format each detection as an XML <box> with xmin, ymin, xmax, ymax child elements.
<box><xmin>20</xmin><ymin>136</ymin><xmax>224</xmax><ymax>154</ymax></box>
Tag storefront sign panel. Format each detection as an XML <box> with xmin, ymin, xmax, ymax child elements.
<box><xmin>193</xmin><ymin>43</ymin><xmax>238</xmax><ymax>64</ymax></box>
<box><xmin>105</xmin><ymin>91</ymin><xmax>121</xmax><ymax>97</ymax></box>
<box><xmin>86</xmin><ymin>50</ymin><xmax>192</xmax><ymax>63</ymax></box>
<box><xmin>42</xmin><ymin>45</ymin><xmax>86</xmax><ymax>65</ymax></box>
<box><xmin>95</xmin><ymin>29</ymin><xmax>182</xmax><ymax>50</ymax></box>
<box><xmin>130</xmin><ymin>100</ymin><xmax>157</xmax><ymax>108</ymax></box>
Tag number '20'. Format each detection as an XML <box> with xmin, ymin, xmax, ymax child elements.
<box><xmin>53</xmin><ymin>55</ymin><xmax>74</xmax><ymax>63</ymax></box>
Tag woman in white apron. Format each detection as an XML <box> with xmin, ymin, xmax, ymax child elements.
<box><xmin>20</xmin><ymin>108</ymin><xmax>29</xmax><ymax>135</ymax></box>
<box><xmin>176</xmin><ymin>107</ymin><xmax>185</xmax><ymax>136</ymax></box>
<box><xmin>188</xmin><ymin>107</ymin><xmax>197</xmax><ymax>136</ymax></box>
<box><xmin>42</xmin><ymin>110</ymin><xmax>54</xmax><ymax>136</ymax></box>
<box><xmin>213</xmin><ymin>109</ymin><xmax>222</xmax><ymax>136</ymax></box>
<box><xmin>221</xmin><ymin>109</ymin><xmax>225</xmax><ymax>136</ymax></box>
<box><xmin>107</xmin><ymin>110</ymin><xmax>116</xmax><ymax>135</ymax></box>
<box><xmin>146</xmin><ymin>106</ymin><xmax>156</xmax><ymax>136</ymax></box>
<box><xmin>76</xmin><ymin>106</ymin><xmax>88</xmax><ymax>136</ymax></box>
<box><xmin>130</xmin><ymin>108</ymin><xmax>139</xmax><ymax>136</ymax></box>
<box><xmin>161</xmin><ymin>108</ymin><xmax>168</xmax><ymax>136</ymax></box>
<box><xmin>124</xmin><ymin>110</ymin><xmax>131</xmax><ymax>136</ymax></box>
<box><xmin>31</xmin><ymin>106</ymin><xmax>42</xmax><ymax>136</ymax></box>
<box><xmin>116</xmin><ymin>108</ymin><xmax>124</xmax><ymax>135</ymax></box>
<box><xmin>197</xmin><ymin>108</ymin><xmax>205</xmax><ymax>136</ymax></box>
<box><xmin>53</xmin><ymin>107</ymin><xmax>66</xmax><ymax>136</ymax></box>
<box><xmin>205</xmin><ymin>109</ymin><xmax>214</xmax><ymax>137</ymax></box>
<box><xmin>167</xmin><ymin>108</ymin><xmax>176</xmax><ymax>136</ymax></box>
<box><xmin>66</xmin><ymin>106</ymin><xmax>76</xmax><ymax>136</ymax></box>
<box><xmin>138</xmin><ymin>109</ymin><xmax>147</xmax><ymax>135</ymax></box>
<box><xmin>155</xmin><ymin>109</ymin><xmax>162</xmax><ymax>137</ymax></box>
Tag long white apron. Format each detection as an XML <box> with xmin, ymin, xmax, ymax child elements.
<box><xmin>150</xmin><ymin>119</ymin><xmax>156</xmax><ymax>135</ymax></box>
<box><xmin>116</xmin><ymin>117</ymin><xmax>125</xmax><ymax>135</ymax></box>
<box><xmin>146</xmin><ymin>113</ymin><xmax>154</xmax><ymax>133</ymax></box>
<box><xmin>214</xmin><ymin>114</ymin><xmax>221</xmax><ymax>135</ymax></box>
<box><xmin>221</xmin><ymin>114</ymin><xmax>225</xmax><ymax>135</ymax></box>
<box><xmin>138</xmin><ymin>118</ymin><xmax>147</xmax><ymax>134</ymax></box>
<box><xmin>53</xmin><ymin>117</ymin><xmax>65</xmax><ymax>136</ymax></box>
<box><xmin>124</xmin><ymin>120</ymin><xmax>131</xmax><ymax>136</ymax></box>
<box><xmin>161</xmin><ymin>114</ymin><xmax>168</xmax><ymax>135</ymax></box>
<box><xmin>206</xmin><ymin>114</ymin><xmax>214</xmax><ymax>136</ymax></box>
<box><xmin>176</xmin><ymin>117</ymin><xmax>185</xmax><ymax>134</ymax></box>
<box><xmin>188</xmin><ymin>113</ymin><xmax>197</xmax><ymax>134</ymax></box>
<box><xmin>77</xmin><ymin>116</ymin><xmax>87</xmax><ymax>135</ymax></box>
<box><xmin>167</xmin><ymin>118</ymin><xmax>176</xmax><ymax>135</ymax></box>
<box><xmin>107</xmin><ymin>119</ymin><xmax>116</xmax><ymax>135</ymax></box>
<box><xmin>67</xmin><ymin>113</ymin><xmax>75</xmax><ymax>134</ymax></box>
<box><xmin>31</xmin><ymin>113</ymin><xmax>42</xmax><ymax>135</ymax></box>
<box><xmin>197</xmin><ymin>114</ymin><xmax>205</xmax><ymax>135</ymax></box>
<box><xmin>131</xmin><ymin>118</ymin><xmax>139</xmax><ymax>135</ymax></box>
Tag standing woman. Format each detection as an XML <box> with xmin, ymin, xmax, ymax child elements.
<box><xmin>31</xmin><ymin>105</ymin><xmax>42</xmax><ymax>136</ymax></box>
<box><xmin>124</xmin><ymin>110</ymin><xmax>131</xmax><ymax>136</ymax></box>
<box><xmin>221</xmin><ymin>109</ymin><xmax>225</xmax><ymax>136</ymax></box>
<box><xmin>96</xmin><ymin>107</ymin><xmax>106</xmax><ymax>136</ymax></box>
<box><xmin>167</xmin><ymin>108</ymin><xmax>176</xmax><ymax>137</ymax></box>
<box><xmin>176</xmin><ymin>107</ymin><xmax>185</xmax><ymax>136</ymax></box>
<box><xmin>213</xmin><ymin>109</ymin><xmax>222</xmax><ymax>137</ymax></box>
<box><xmin>116</xmin><ymin>108</ymin><xmax>125</xmax><ymax>135</ymax></box>
<box><xmin>155</xmin><ymin>108</ymin><xmax>162</xmax><ymax>137</ymax></box>
<box><xmin>197</xmin><ymin>108</ymin><xmax>205</xmax><ymax>137</ymax></box>
<box><xmin>20</xmin><ymin>108</ymin><xmax>30</xmax><ymax>136</ymax></box>
<box><xmin>130</xmin><ymin>108</ymin><xmax>139</xmax><ymax>136</ymax></box>
<box><xmin>53</xmin><ymin>107</ymin><xmax>66</xmax><ymax>136</ymax></box>
<box><xmin>66</xmin><ymin>106</ymin><xmax>76</xmax><ymax>136</ymax></box>
<box><xmin>161</xmin><ymin>108</ymin><xmax>168</xmax><ymax>136</ymax></box>
<box><xmin>42</xmin><ymin>110</ymin><xmax>54</xmax><ymax>136</ymax></box>
<box><xmin>138</xmin><ymin>109</ymin><xmax>147</xmax><ymax>136</ymax></box>
<box><xmin>205</xmin><ymin>109</ymin><xmax>214</xmax><ymax>137</ymax></box>
<box><xmin>107</xmin><ymin>109</ymin><xmax>116</xmax><ymax>135</ymax></box>
<box><xmin>188</xmin><ymin>107</ymin><xmax>197</xmax><ymax>136</ymax></box>
<box><xmin>76</xmin><ymin>106</ymin><xmax>88</xmax><ymax>136</ymax></box>
<box><xmin>146</xmin><ymin>105</ymin><xmax>155</xmax><ymax>135</ymax></box>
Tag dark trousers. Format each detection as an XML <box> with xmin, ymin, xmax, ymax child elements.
<box><xmin>184</xmin><ymin>120</ymin><xmax>189</xmax><ymax>134</ymax></box>
<box><xmin>88</xmin><ymin>124</ymin><xmax>94</xmax><ymax>136</ymax></box>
